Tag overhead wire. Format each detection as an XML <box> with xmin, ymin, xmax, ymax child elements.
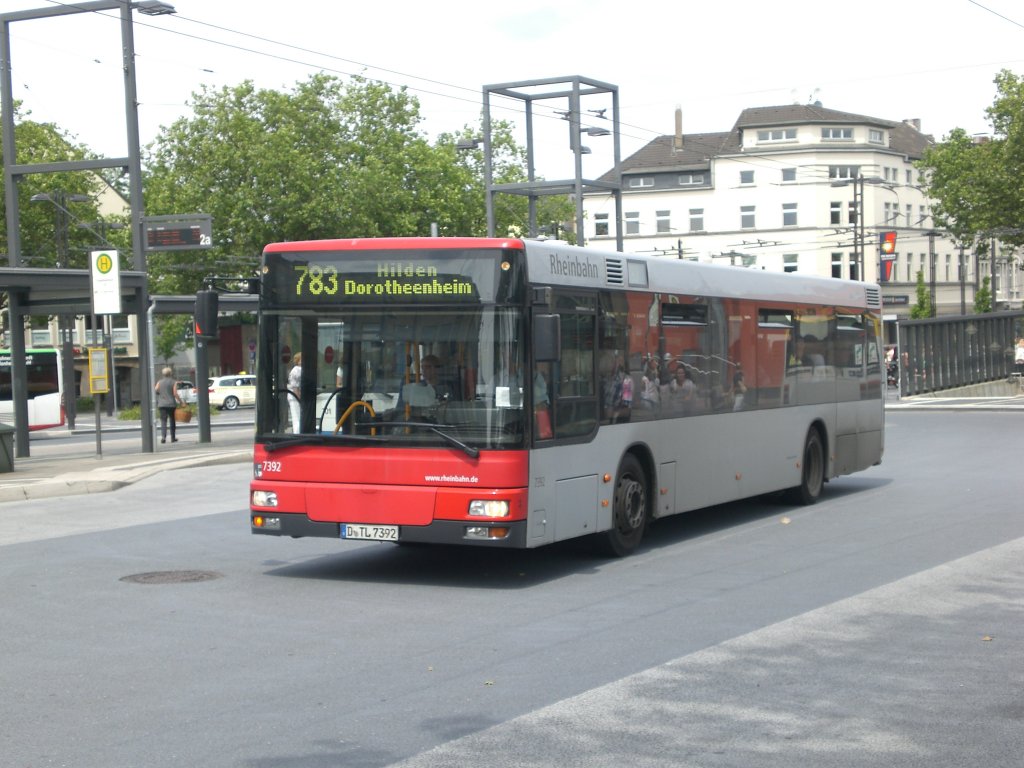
<box><xmin>13</xmin><ymin>0</ymin><xmax>963</xmax><ymax>266</ymax></box>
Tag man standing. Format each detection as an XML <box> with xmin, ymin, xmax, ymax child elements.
<box><xmin>155</xmin><ymin>367</ymin><xmax>182</xmax><ymax>444</ymax></box>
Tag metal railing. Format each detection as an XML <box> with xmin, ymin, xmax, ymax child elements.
<box><xmin>897</xmin><ymin>311</ymin><xmax>1024</xmax><ymax>396</ymax></box>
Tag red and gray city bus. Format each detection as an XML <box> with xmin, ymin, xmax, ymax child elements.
<box><xmin>250</xmin><ymin>237</ymin><xmax>884</xmax><ymax>555</ymax></box>
<box><xmin>0</xmin><ymin>347</ymin><xmax>66</xmax><ymax>430</ymax></box>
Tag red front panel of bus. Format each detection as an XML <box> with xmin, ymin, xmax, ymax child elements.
<box><xmin>251</xmin><ymin>445</ymin><xmax>529</xmax><ymax>525</ymax></box>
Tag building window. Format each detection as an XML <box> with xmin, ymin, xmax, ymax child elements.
<box><xmin>829</xmin><ymin>165</ymin><xmax>860</xmax><ymax>180</ymax></box>
<box><xmin>782</xmin><ymin>203</ymin><xmax>797</xmax><ymax>227</ymax></box>
<box><xmin>822</xmin><ymin>127</ymin><xmax>853</xmax><ymax>140</ymax></box>
<box><xmin>678</xmin><ymin>173</ymin><xmax>705</xmax><ymax>186</ymax></box>
<box><xmin>869</xmin><ymin>129</ymin><xmax>884</xmax><ymax>144</ymax></box>
<box><xmin>625</xmin><ymin>211</ymin><xmax>640</xmax><ymax>234</ymax></box>
<box><xmin>848</xmin><ymin>202</ymin><xmax>857</xmax><ymax>225</ymax></box>
<box><xmin>830</xmin><ymin>201</ymin><xmax>842</xmax><ymax>225</ymax></box>
<box><xmin>906</xmin><ymin>204</ymin><xmax>913</xmax><ymax>224</ymax></box>
<box><xmin>656</xmin><ymin>210</ymin><xmax>671</xmax><ymax>233</ymax></box>
<box><xmin>739</xmin><ymin>170</ymin><xmax>754</xmax><ymax>185</ymax></box>
<box><xmin>783</xmin><ymin>254</ymin><xmax>798</xmax><ymax>273</ymax></box>
<box><xmin>594</xmin><ymin>213</ymin><xmax>609</xmax><ymax>237</ymax></box>
<box><xmin>906</xmin><ymin>169</ymin><xmax>913</xmax><ymax>184</ymax></box>
<box><xmin>919</xmin><ymin>205</ymin><xmax>928</xmax><ymax>227</ymax></box>
<box><xmin>689</xmin><ymin>208</ymin><xmax>704</xmax><ymax>232</ymax></box>
<box><xmin>740</xmin><ymin>205</ymin><xmax>755</xmax><ymax>229</ymax></box>
<box><xmin>884</xmin><ymin>202</ymin><xmax>898</xmax><ymax>224</ymax></box>
<box><xmin>628</xmin><ymin>177</ymin><xmax>654</xmax><ymax>189</ymax></box>
<box><xmin>757</xmin><ymin>128</ymin><xmax>797</xmax><ymax>142</ymax></box>
<box><xmin>781</xmin><ymin>167</ymin><xmax>796</xmax><ymax>183</ymax></box>
<box><xmin>946</xmin><ymin>254</ymin><xmax>952</xmax><ymax>281</ymax></box>
<box><xmin>832</xmin><ymin>253</ymin><xmax>844</xmax><ymax>279</ymax></box>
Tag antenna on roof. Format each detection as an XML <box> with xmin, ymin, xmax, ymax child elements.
<box><xmin>674</xmin><ymin>106</ymin><xmax>683</xmax><ymax>152</ymax></box>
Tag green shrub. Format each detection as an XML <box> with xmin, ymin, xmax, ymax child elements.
<box><xmin>118</xmin><ymin>404</ymin><xmax>142</xmax><ymax>421</ymax></box>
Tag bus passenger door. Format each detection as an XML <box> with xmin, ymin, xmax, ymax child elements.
<box><xmin>542</xmin><ymin>297</ymin><xmax>598</xmax><ymax>440</ymax></box>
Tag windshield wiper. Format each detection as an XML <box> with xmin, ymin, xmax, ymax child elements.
<box><xmin>387</xmin><ymin>421</ymin><xmax>480</xmax><ymax>458</ymax></box>
<box><xmin>263</xmin><ymin>435</ymin><xmax>326</xmax><ymax>452</ymax></box>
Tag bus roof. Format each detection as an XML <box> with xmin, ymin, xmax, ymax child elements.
<box><xmin>523</xmin><ymin>239</ymin><xmax>879</xmax><ymax>310</ymax></box>
<box><xmin>263</xmin><ymin>237</ymin><xmax>525</xmax><ymax>254</ymax></box>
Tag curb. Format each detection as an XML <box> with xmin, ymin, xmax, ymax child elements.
<box><xmin>0</xmin><ymin>449</ymin><xmax>251</xmax><ymax>504</ymax></box>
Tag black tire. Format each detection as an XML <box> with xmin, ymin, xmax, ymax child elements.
<box><xmin>597</xmin><ymin>454</ymin><xmax>648</xmax><ymax>557</ymax></box>
<box><xmin>224</xmin><ymin>396</ymin><xmax>239</xmax><ymax>411</ymax></box>
<box><xmin>785</xmin><ymin>428</ymin><xmax>825</xmax><ymax>505</ymax></box>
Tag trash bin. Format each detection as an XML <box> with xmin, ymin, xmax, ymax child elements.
<box><xmin>0</xmin><ymin>422</ymin><xmax>14</xmax><ymax>473</ymax></box>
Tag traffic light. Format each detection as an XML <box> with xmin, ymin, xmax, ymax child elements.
<box><xmin>194</xmin><ymin>289</ymin><xmax>219</xmax><ymax>339</ymax></box>
<box><xmin>880</xmin><ymin>231</ymin><xmax>897</xmax><ymax>255</ymax></box>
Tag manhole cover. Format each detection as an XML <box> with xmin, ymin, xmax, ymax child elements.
<box><xmin>120</xmin><ymin>570</ymin><xmax>223</xmax><ymax>584</ymax></box>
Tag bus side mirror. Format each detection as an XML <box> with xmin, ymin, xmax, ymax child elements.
<box><xmin>534</xmin><ymin>314</ymin><xmax>560</xmax><ymax>362</ymax></box>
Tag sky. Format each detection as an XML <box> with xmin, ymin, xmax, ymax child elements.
<box><xmin>4</xmin><ymin>0</ymin><xmax>1024</xmax><ymax>181</ymax></box>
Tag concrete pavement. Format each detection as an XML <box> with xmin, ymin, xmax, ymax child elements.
<box><xmin>0</xmin><ymin>412</ymin><xmax>253</xmax><ymax>504</ymax></box>
<box><xmin>0</xmin><ymin>389</ymin><xmax>1021</xmax><ymax>504</ymax></box>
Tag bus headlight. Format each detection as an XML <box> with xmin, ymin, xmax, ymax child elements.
<box><xmin>251</xmin><ymin>490</ymin><xmax>278</xmax><ymax>507</ymax></box>
<box><xmin>468</xmin><ymin>499</ymin><xmax>510</xmax><ymax>518</ymax></box>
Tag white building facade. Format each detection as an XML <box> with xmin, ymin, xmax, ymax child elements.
<box><xmin>583</xmin><ymin>104</ymin><xmax>1022</xmax><ymax>317</ymax></box>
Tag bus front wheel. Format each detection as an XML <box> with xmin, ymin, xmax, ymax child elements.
<box><xmin>598</xmin><ymin>454</ymin><xmax>648</xmax><ymax>557</ymax></box>
<box><xmin>785</xmin><ymin>428</ymin><xmax>825</xmax><ymax>505</ymax></box>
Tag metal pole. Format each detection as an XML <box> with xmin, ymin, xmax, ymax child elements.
<box><xmin>990</xmin><ymin>236</ymin><xmax>998</xmax><ymax>309</ymax></box>
<box><xmin>1</xmin><ymin>16</ymin><xmax>22</xmax><ymax>268</ymax></box>
<box><xmin>196</xmin><ymin>336</ymin><xmax>212</xmax><ymax>443</ymax></box>
<box><xmin>482</xmin><ymin>89</ymin><xmax>495</xmax><ymax>238</ymax></box>
<box><xmin>959</xmin><ymin>243</ymin><xmax>966</xmax><ymax>315</ymax></box>
<box><xmin>857</xmin><ymin>176</ymin><xmax>865</xmax><ymax>281</ymax></box>
<box><xmin>929</xmin><ymin>231</ymin><xmax>937</xmax><ymax>317</ymax></box>
<box><xmin>92</xmin><ymin>312</ymin><xmax>102</xmax><ymax>458</ymax></box>
<box><xmin>121</xmin><ymin>1</ymin><xmax>154</xmax><ymax>452</ymax></box>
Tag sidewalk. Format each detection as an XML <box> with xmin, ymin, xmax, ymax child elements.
<box><xmin>0</xmin><ymin>412</ymin><xmax>253</xmax><ymax>504</ymax></box>
<box><xmin>1</xmin><ymin>392</ymin><xmax>1022</xmax><ymax>505</ymax></box>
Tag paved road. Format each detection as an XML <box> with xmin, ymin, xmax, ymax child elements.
<box><xmin>1</xmin><ymin>408</ymin><xmax>1021</xmax><ymax>767</ymax></box>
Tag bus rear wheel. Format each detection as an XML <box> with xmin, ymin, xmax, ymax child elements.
<box><xmin>785</xmin><ymin>428</ymin><xmax>825</xmax><ymax>505</ymax></box>
<box><xmin>598</xmin><ymin>454</ymin><xmax>648</xmax><ymax>557</ymax></box>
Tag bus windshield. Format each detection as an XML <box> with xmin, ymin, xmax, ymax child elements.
<box><xmin>256</xmin><ymin>306</ymin><xmax>528</xmax><ymax>450</ymax></box>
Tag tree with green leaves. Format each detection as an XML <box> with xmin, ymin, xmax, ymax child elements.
<box><xmin>919</xmin><ymin>69</ymin><xmax>1024</xmax><ymax>261</ymax></box>
<box><xmin>1</xmin><ymin>102</ymin><xmax>111</xmax><ymax>269</ymax></box>
<box><xmin>974</xmin><ymin>275</ymin><xmax>993</xmax><ymax>314</ymax></box>
<box><xmin>142</xmin><ymin>74</ymin><xmax>573</xmax><ymax>356</ymax></box>
<box><xmin>910</xmin><ymin>270</ymin><xmax>933</xmax><ymax>319</ymax></box>
<box><xmin>144</xmin><ymin>75</ymin><xmax>489</xmax><ymax>296</ymax></box>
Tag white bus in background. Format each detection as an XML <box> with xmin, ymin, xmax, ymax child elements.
<box><xmin>0</xmin><ymin>348</ymin><xmax>65</xmax><ymax>430</ymax></box>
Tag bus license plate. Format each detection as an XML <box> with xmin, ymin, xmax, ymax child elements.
<box><xmin>340</xmin><ymin>524</ymin><xmax>399</xmax><ymax>541</ymax></box>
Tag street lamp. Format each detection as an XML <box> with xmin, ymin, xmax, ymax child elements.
<box><xmin>2</xmin><ymin>0</ymin><xmax>177</xmax><ymax>457</ymax></box>
<box><xmin>134</xmin><ymin>0</ymin><xmax>176</xmax><ymax>14</ymax></box>
<box><xmin>830</xmin><ymin>175</ymin><xmax>893</xmax><ymax>282</ymax></box>
<box><xmin>29</xmin><ymin>191</ymin><xmax>91</xmax><ymax>429</ymax></box>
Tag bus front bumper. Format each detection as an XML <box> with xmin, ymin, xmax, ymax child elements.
<box><xmin>251</xmin><ymin>513</ymin><xmax>529</xmax><ymax>548</ymax></box>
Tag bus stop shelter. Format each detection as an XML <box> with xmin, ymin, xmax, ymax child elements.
<box><xmin>1</xmin><ymin>267</ymin><xmax>149</xmax><ymax>458</ymax></box>
<box><xmin>1</xmin><ymin>271</ymin><xmax>257</xmax><ymax>459</ymax></box>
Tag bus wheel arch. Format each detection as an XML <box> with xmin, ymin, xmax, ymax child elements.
<box><xmin>597</xmin><ymin>448</ymin><xmax>653</xmax><ymax>557</ymax></box>
<box><xmin>785</xmin><ymin>422</ymin><xmax>827</xmax><ymax>505</ymax></box>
